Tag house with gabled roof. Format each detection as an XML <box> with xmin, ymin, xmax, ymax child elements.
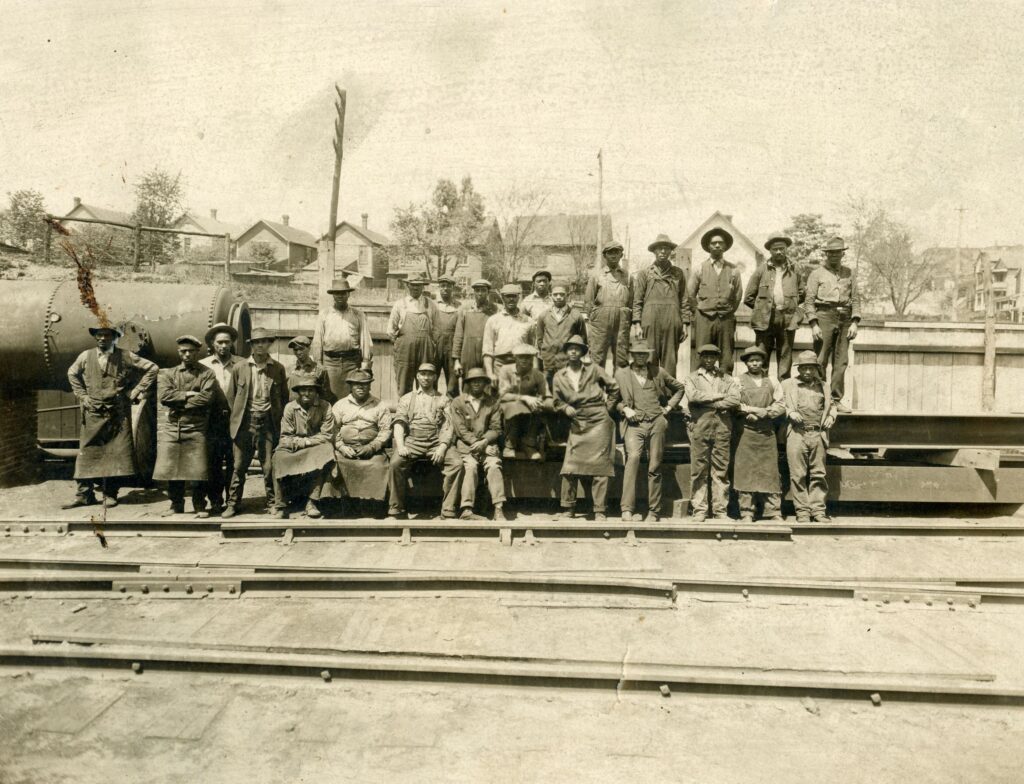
<box><xmin>63</xmin><ymin>197</ymin><xmax>132</xmax><ymax>226</ymax></box>
<box><xmin>675</xmin><ymin>211</ymin><xmax>764</xmax><ymax>287</ymax></box>
<box><xmin>235</xmin><ymin>214</ymin><xmax>318</xmax><ymax>271</ymax></box>
<box><xmin>329</xmin><ymin>213</ymin><xmax>391</xmax><ymax>288</ymax></box>
<box><xmin>507</xmin><ymin>213</ymin><xmax>613</xmax><ymax>288</ymax></box>
<box><xmin>172</xmin><ymin>209</ymin><xmax>247</xmax><ymax>257</ymax></box>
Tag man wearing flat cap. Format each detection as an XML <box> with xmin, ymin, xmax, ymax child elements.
<box><xmin>804</xmin><ymin>236</ymin><xmax>860</xmax><ymax>412</ymax></box>
<box><xmin>483</xmin><ymin>283</ymin><xmax>538</xmax><ymax>384</ymax></box>
<box><xmin>686</xmin><ymin>228</ymin><xmax>743</xmax><ymax>373</ymax></box>
<box><xmin>270</xmin><ymin>373</ymin><xmax>336</xmax><ymax>519</ymax></box>
<box><xmin>497</xmin><ymin>343</ymin><xmax>552</xmax><ymax>460</ymax></box>
<box><xmin>536</xmin><ymin>282</ymin><xmax>587</xmax><ymax>386</ymax></box>
<box><xmin>683</xmin><ymin>343</ymin><xmax>741</xmax><ymax>522</ymax></box>
<box><xmin>781</xmin><ymin>351</ymin><xmax>837</xmax><ymax>522</ymax></box>
<box><xmin>152</xmin><ymin>335</ymin><xmax>216</xmax><ymax>516</ymax></box>
<box><xmin>585</xmin><ymin>241</ymin><xmax>632</xmax><ymax>371</ymax></box>
<box><xmin>733</xmin><ymin>345</ymin><xmax>785</xmax><ymax>522</ymax></box>
<box><xmin>63</xmin><ymin>323</ymin><xmax>158</xmax><ymax>510</ymax></box>
<box><xmin>632</xmin><ymin>234</ymin><xmax>691</xmax><ymax>375</ymax></box>
<box><xmin>388</xmin><ymin>274</ymin><xmax>440</xmax><ymax>396</ymax></box>
<box><xmin>453</xmin><ymin>279</ymin><xmax>498</xmax><ymax>379</ymax></box>
<box><xmin>196</xmin><ymin>322</ymin><xmax>242</xmax><ymax>515</ymax></box>
<box><xmin>222</xmin><ymin>327</ymin><xmax>289</xmax><ymax>517</ymax></box>
<box><xmin>521</xmin><ymin>269</ymin><xmax>554</xmax><ymax>321</ymax></box>
<box><xmin>287</xmin><ymin>335</ymin><xmax>332</xmax><ymax>403</ymax></box>
<box><xmin>743</xmin><ymin>233</ymin><xmax>804</xmax><ymax>380</ymax></box>
<box><xmin>311</xmin><ymin>278</ymin><xmax>373</xmax><ymax>401</ymax></box>
<box><xmin>432</xmin><ymin>274</ymin><xmax>461</xmax><ymax>398</ymax></box>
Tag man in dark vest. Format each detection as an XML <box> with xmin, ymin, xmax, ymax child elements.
<box><xmin>63</xmin><ymin>324</ymin><xmax>158</xmax><ymax>509</ymax></box>
<box><xmin>453</xmin><ymin>279</ymin><xmax>497</xmax><ymax>377</ymax></box>
<box><xmin>687</xmin><ymin>228</ymin><xmax>743</xmax><ymax>373</ymax></box>
<box><xmin>632</xmin><ymin>234</ymin><xmax>691</xmax><ymax>375</ymax></box>
<box><xmin>433</xmin><ymin>274</ymin><xmax>461</xmax><ymax>397</ymax></box>
<box><xmin>743</xmin><ymin>233</ymin><xmax>804</xmax><ymax>380</ymax></box>
<box><xmin>310</xmin><ymin>278</ymin><xmax>373</xmax><ymax>401</ymax></box>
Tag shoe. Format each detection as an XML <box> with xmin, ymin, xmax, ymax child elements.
<box><xmin>460</xmin><ymin>509</ymin><xmax>487</xmax><ymax>521</ymax></box>
<box><xmin>811</xmin><ymin>514</ymin><xmax>832</xmax><ymax>523</ymax></box>
<box><xmin>440</xmin><ymin>511</ymin><xmax>457</xmax><ymax>520</ymax></box>
<box><xmin>272</xmin><ymin>509</ymin><xmax>288</xmax><ymax>520</ymax></box>
<box><xmin>220</xmin><ymin>506</ymin><xmax>237</xmax><ymax>519</ymax></box>
<box><xmin>795</xmin><ymin>516</ymin><xmax>811</xmax><ymax>523</ymax></box>
<box><xmin>102</xmin><ymin>496</ymin><xmax>118</xmax><ymax>508</ymax></box>
<box><xmin>502</xmin><ymin>446</ymin><xmax>516</xmax><ymax>459</ymax></box>
<box><xmin>554</xmin><ymin>508</ymin><xmax>575</xmax><ymax>520</ymax></box>
<box><xmin>621</xmin><ymin>511</ymin><xmax>633</xmax><ymax>523</ymax></box>
<box><xmin>767</xmin><ymin>515</ymin><xmax>785</xmax><ymax>522</ymax></box>
<box><xmin>835</xmin><ymin>401</ymin><xmax>852</xmax><ymax>413</ymax></box>
<box><xmin>62</xmin><ymin>496</ymin><xmax>98</xmax><ymax>510</ymax></box>
<box><xmin>209</xmin><ymin>505</ymin><xmax>224</xmax><ymax>517</ymax></box>
<box><xmin>161</xmin><ymin>504</ymin><xmax>184</xmax><ymax>517</ymax></box>
<box><xmin>739</xmin><ymin>515</ymin><xmax>754</xmax><ymax>523</ymax></box>
<box><xmin>528</xmin><ymin>451</ymin><xmax>543</xmax><ymax>461</ymax></box>
<box><xmin>644</xmin><ymin>512</ymin><xmax>660</xmax><ymax>523</ymax></box>
<box><xmin>195</xmin><ymin>510</ymin><xmax>210</xmax><ymax>519</ymax></box>
<box><xmin>386</xmin><ymin>512</ymin><xmax>407</xmax><ymax>521</ymax></box>
<box><xmin>692</xmin><ymin>512</ymin><xmax>707</xmax><ymax>523</ymax></box>
<box><xmin>305</xmin><ymin>501</ymin><xmax>322</xmax><ymax>519</ymax></box>
<box><xmin>493</xmin><ymin>505</ymin><xmax>513</xmax><ymax>522</ymax></box>
<box><xmin>594</xmin><ymin>512</ymin><xmax>607</xmax><ymax>522</ymax></box>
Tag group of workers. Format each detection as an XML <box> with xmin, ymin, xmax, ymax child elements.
<box><xmin>63</xmin><ymin>227</ymin><xmax>859</xmax><ymax>523</ymax></box>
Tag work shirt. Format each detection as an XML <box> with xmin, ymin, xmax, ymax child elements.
<box><xmin>68</xmin><ymin>347</ymin><xmax>158</xmax><ymax>403</ymax></box>
<box><xmin>393</xmin><ymin>387</ymin><xmax>452</xmax><ymax>443</ymax></box>
<box><xmin>497</xmin><ymin>366</ymin><xmax>550</xmax><ymax>401</ymax></box>
<box><xmin>387</xmin><ymin>295</ymin><xmax>438</xmax><ymax>340</ymax></box>
<box><xmin>452</xmin><ymin>301</ymin><xmax>498</xmax><ymax>364</ymax></box>
<box><xmin>780</xmin><ymin>377</ymin><xmax>836</xmax><ymax>430</ymax></box>
<box><xmin>804</xmin><ymin>263</ymin><xmax>860</xmax><ymax>322</ymax></box>
<box><xmin>433</xmin><ymin>299</ymin><xmax>460</xmax><ymax>344</ymax></box>
<box><xmin>536</xmin><ymin>306</ymin><xmax>587</xmax><ymax>368</ymax></box>
<box><xmin>247</xmin><ymin>356</ymin><xmax>273</xmax><ymax>415</ymax></box>
<box><xmin>615</xmin><ymin>364</ymin><xmax>685</xmax><ymax>420</ymax></box>
<box><xmin>199</xmin><ymin>354</ymin><xmax>239</xmax><ymax>395</ymax></box>
<box><xmin>449</xmin><ymin>392</ymin><xmax>502</xmax><ymax>447</ymax></box>
<box><xmin>157</xmin><ymin>364</ymin><xmax>216</xmax><ymax>435</ymax></box>
<box><xmin>332</xmin><ymin>394</ymin><xmax>393</xmax><ymax>451</ymax></box>
<box><xmin>686</xmin><ymin>257</ymin><xmax>743</xmax><ymax>317</ymax></box>
<box><xmin>278</xmin><ymin>399</ymin><xmax>335</xmax><ymax>451</ymax></box>
<box><xmin>521</xmin><ymin>292</ymin><xmax>553</xmax><ymax>320</ymax></box>
<box><xmin>683</xmin><ymin>367</ymin><xmax>741</xmax><ymax>419</ymax></box>
<box><xmin>584</xmin><ymin>266</ymin><xmax>632</xmax><ymax>314</ymax></box>
<box><xmin>311</xmin><ymin>307</ymin><xmax>373</xmax><ymax>358</ymax></box>
<box><xmin>482</xmin><ymin>310</ymin><xmax>537</xmax><ymax>358</ymax></box>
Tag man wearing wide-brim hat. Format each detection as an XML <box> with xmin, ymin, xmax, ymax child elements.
<box><xmin>311</xmin><ymin>277</ymin><xmax>373</xmax><ymax>401</ymax></box>
<box><xmin>432</xmin><ymin>274</ymin><xmax>462</xmax><ymax>398</ymax></box>
<box><xmin>614</xmin><ymin>338</ymin><xmax>685</xmax><ymax>522</ymax></box>
<box><xmin>584</xmin><ymin>240</ymin><xmax>632</xmax><ymax>371</ymax></box>
<box><xmin>733</xmin><ymin>345</ymin><xmax>786</xmax><ymax>522</ymax></box>
<box><xmin>743</xmin><ymin>233</ymin><xmax>804</xmax><ymax>380</ymax></box>
<box><xmin>63</xmin><ymin>323</ymin><xmax>158</xmax><ymax>510</ymax></box>
<box><xmin>386</xmin><ymin>273</ymin><xmax>440</xmax><ymax>397</ymax></box>
<box><xmin>152</xmin><ymin>335</ymin><xmax>217</xmax><ymax>516</ymax></box>
<box><xmin>780</xmin><ymin>350</ymin><xmax>837</xmax><ymax>522</ymax></box>
<box><xmin>482</xmin><ymin>283</ymin><xmax>538</xmax><ymax>383</ymax></box>
<box><xmin>631</xmin><ymin>234</ymin><xmax>692</xmax><ymax>375</ymax></box>
<box><xmin>196</xmin><ymin>321</ymin><xmax>242</xmax><ymax>515</ymax></box>
<box><xmin>683</xmin><ymin>343</ymin><xmax>741</xmax><ymax>522</ymax></box>
<box><xmin>685</xmin><ymin>228</ymin><xmax>743</xmax><ymax>373</ymax></box>
<box><xmin>804</xmin><ymin>236</ymin><xmax>860</xmax><ymax>412</ymax></box>
<box><xmin>453</xmin><ymin>278</ymin><xmax>498</xmax><ymax>381</ymax></box>
<box><xmin>521</xmin><ymin>268</ymin><xmax>554</xmax><ymax>321</ymax></box>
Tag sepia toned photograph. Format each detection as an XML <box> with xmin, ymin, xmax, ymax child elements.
<box><xmin>1</xmin><ymin>1</ymin><xmax>1023</xmax><ymax>781</ymax></box>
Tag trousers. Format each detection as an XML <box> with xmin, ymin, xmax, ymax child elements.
<box><xmin>754</xmin><ymin>309</ymin><xmax>795</xmax><ymax>379</ymax></box>
<box><xmin>738</xmin><ymin>491</ymin><xmax>782</xmax><ymax>519</ymax></box>
<box><xmin>74</xmin><ymin>477</ymin><xmax>122</xmax><ymax>500</ymax></box>
<box><xmin>323</xmin><ymin>352</ymin><xmax>362</xmax><ymax>401</ymax></box>
<box><xmin>688</xmin><ymin>417</ymin><xmax>732</xmax><ymax>516</ymax></box>
<box><xmin>588</xmin><ymin>306</ymin><xmax>630</xmax><ymax>371</ymax></box>
<box><xmin>560</xmin><ymin>475</ymin><xmax>609</xmax><ymax>513</ymax></box>
<box><xmin>166</xmin><ymin>480</ymin><xmax>203</xmax><ymax>509</ymax></box>
<box><xmin>812</xmin><ymin>309</ymin><xmax>851</xmax><ymax>401</ymax></box>
<box><xmin>227</xmin><ymin>415</ymin><xmax>276</xmax><ymax>509</ymax></box>
<box><xmin>692</xmin><ymin>311</ymin><xmax>736</xmax><ymax>373</ymax></box>
<box><xmin>197</xmin><ymin>412</ymin><xmax>233</xmax><ymax>509</ymax></box>
<box><xmin>786</xmin><ymin>430</ymin><xmax>828</xmax><ymax>517</ymax></box>
<box><xmin>273</xmin><ymin>465</ymin><xmax>332</xmax><ymax>510</ymax></box>
<box><xmin>621</xmin><ymin>416</ymin><xmax>667</xmax><ymax>514</ymax></box>
<box><xmin>445</xmin><ymin>449</ymin><xmax>506</xmax><ymax>510</ymax></box>
<box><xmin>388</xmin><ymin>442</ymin><xmax>459</xmax><ymax>516</ymax></box>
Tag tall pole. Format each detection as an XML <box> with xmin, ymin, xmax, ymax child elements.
<box><xmin>982</xmin><ymin>250</ymin><xmax>996</xmax><ymax>410</ymax></box>
<box><xmin>955</xmin><ymin>205</ymin><xmax>966</xmax><ymax>320</ymax></box>
<box><xmin>596</xmin><ymin>148</ymin><xmax>604</xmax><ymax>270</ymax></box>
<box><xmin>319</xmin><ymin>85</ymin><xmax>347</xmax><ymax>312</ymax></box>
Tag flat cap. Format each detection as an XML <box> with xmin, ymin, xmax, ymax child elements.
<box><xmin>289</xmin><ymin>373</ymin><xmax>320</xmax><ymax>391</ymax></box>
<box><xmin>531</xmin><ymin>269</ymin><xmax>551</xmax><ymax>281</ymax></box>
<box><xmin>697</xmin><ymin>343</ymin><xmax>722</xmax><ymax>355</ymax></box>
<box><xmin>176</xmin><ymin>334</ymin><xmax>202</xmax><ymax>348</ymax></box>
<box><xmin>248</xmin><ymin>327</ymin><xmax>275</xmax><ymax>343</ymax></box>
<box><xmin>512</xmin><ymin>343</ymin><xmax>538</xmax><ymax>356</ymax></box>
<box><xmin>287</xmin><ymin>335</ymin><xmax>312</xmax><ymax>349</ymax></box>
<box><xmin>437</xmin><ymin>274</ymin><xmax>456</xmax><ymax>284</ymax></box>
<box><xmin>602</xmin><ymin>240</ymin><xmax>624</xmax><ymax>254</ymax></box>
<box><xmin>417</xmin><ymin>362</ymin><xmax>437</xmax><ymax>373</ymax></box>
<box><xmin>470</xmin><ymin>278</ymin><xmax>492</xmax><ymax>289</ymax></box>
<box><xmin>551</xmin><ymin>283</ymin><xmax>568</xmax><ymax>294</ymax></box>
<box><xmin>500</xmin><ymin>283</ymin><xmax>522</xmax><ymax>297</ymax></box>
<box><xmin>346</xmin><ymin>369</ymin><xmax>373</xmax><ymax>385</ymax></box>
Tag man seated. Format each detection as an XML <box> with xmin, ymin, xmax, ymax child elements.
<box><xmin>270</xmin><ymin>374</ymin><xmax>336</xmax><ymax>520</ymax></box>
<box><xmin>497</xmin><ymin>343</ymin><xmax>551</xmax><ymax>460</ymax></box>
<box><xmin>326</xmin><ymin>369</ymin><xmax>392</xmax><ymax>517</ymax></box>
<box><xmin>446</xmin><ymin>367</ymin><xmax>509</xmax><ymax>521</ymax></box>
<box><xmin>387</xmin><ymin>363</ymin><xmax>452</xmax><ymax>520</ymax></box>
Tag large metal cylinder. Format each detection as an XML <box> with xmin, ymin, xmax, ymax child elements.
<box><xmin>0</xmin><ymin>280</ymin><xmax>251</xmax><ymax>390</ymax></box>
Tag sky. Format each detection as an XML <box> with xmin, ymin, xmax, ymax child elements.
<box><xmin>2</xmin><ymin>0</ymin><xmax>1023</xmax><ymax>257</ymax></box>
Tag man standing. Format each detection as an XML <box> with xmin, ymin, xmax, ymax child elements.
<box><xmin>271</xmin><ymin>374</ymin><xmax>336</xmax><ymax>520</ymax></box>
<box><xmin>804</xmin><ymin>236</ymin><xmax>860</xmax><ymax>412</ymax></box>
<box><xmin>453</xmin><ymin>279</ymin><xmax>497</xmax><ymax>378</ymax></box>
<box><xmin>152</xmin><ymin>335</ymin><xmax>216</xmax><ymax>516</ymax></box>
<box><xmin>733</xmin><ymin>346</ymin><xmax>785</xmax><ymax>522</ymax></box>
<box><xmin>197</xmin><ymin>322</ymin><xmax>241</xmax><ymax>516</ymax></box>
<box><xmin>223</xmin><ymin>327</ymin><xmax>289</xmax><ymax>518</ymax></box>
<box><xmin>497</xmin><ymin>343</ymin><xmax>551</xmax><ymax>460</ymax></box>
<box><xmin>387</xmin><ymin>363</ymin><xmax>453</xmax><ymax>520</ymax></box>
<box><xmin>536</xmin><ymin>282</ymin><xmax>587</xmax><ymax>384</ymax></box>
<box><xmin>432</xmin><ymin>274</ymin><xmax>461</xmax><ymax>398</ymax></box>
<box><xmin>632</xmin><ymin>234</ymin><xmax>691</xmax><ymax>375</ymax></box>
<box><xmin>310</xmin><ymin>278</ymin><xmax>373</xmax><ymax>402</ymax></box>
<box><xmin>687</xmin><ymin>228</ymin><xmax>743</xmax><ymax>373</ymax></box>
<box><xmin>287</xmin><ymin>335</ymin><xmax>332</xmax><ymax>402</ymax></box>
<box><xmin>585</xmin><ymin>241</ymin><xmax>632</xmax><ymax>371</ymax></box>
<box><xmin>743</xmin><ymin>233</ymin><xmax>804</xmax><ymax>380</ymax></box>
<box><xmin>445</xmin><ymin>367</ymin><xmax>509</xmax><ymax>521</ymax></box>
<box><xmin>520</xmin><ymin>269</ymin><xmax>553</xmax><ymax>320</ymax></box>
<box><xmin>683</xmin><ymin>344</ymin><xmax>741</xmax><ymax>522</ymax></box>
<box><xmin>781</xmin><ymin>351</ymin><xmax>838</xmax><ymax>522</ymax></box>
<box><xmin>63</xmin><ymin>324</ymin><xmax>157</xmax><ymax>510</ymax></box>
<box><xmin>482</xmin><ymin>283</ymin><xmax>538</xmax><ymax>384</ymax></box>
<box><xmin>551</xmin><ymin>335</ymin><xmax>621</xmax><ymax>521</ymax></box>
<box><xmin>615</xmin><ymin>339</ymin><xmax>685</xmax><ymax>522</ymax></box>
<box><xmin>328</xmin><ymin>369</ymin><xmax>392</xmax><ymax>515</ymax></box>
<box><xmin>387</xmin><ymin>274</ymin><xmax>439</xmax><ymax>396</ymax></box>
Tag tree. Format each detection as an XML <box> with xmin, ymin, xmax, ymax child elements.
<box><xmin>132</xmin><ymin>167</ymin><xmax>185</xmax><ymax>267</ymax></box>
<box><xmin>0</xmin><ymin>189</ymin><xmax>47</xmax><ymax>251</ymax></box>
<box><xmin>784</xmin><ymin>213</ymin><xmax>840</xmax><ymax>271</ymax></box>
<box><xmin>484</xmin><ymin>185</ymin><xmax>549</xmax><ymax>285</ymax></box>
<box><xmin>566</xmin><ymin>215</ymin><xmax>604</xmax><ymax>294</ymax></box>
<box><xmin>390</xmin><ymin>176</ymin><xmax>486</xmax><ymax>280</ymax></box>
<box><xmin>246</xmin><ymin>241</ymin><xmax>278</xmax><ymax>265</ymax></box>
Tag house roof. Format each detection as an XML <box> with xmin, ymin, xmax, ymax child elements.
<box><xmin>508</xmin><ymin>214</ymin><xmax>613</xmax><ymax>247</ymax></box>
<box><xmin>923</xmin><ymin>245</ymin><xmax>1024</xmax><ymax>278</ymax></box>
<box><xmin>333</xmin><ymin>221</ymin><xmax>392</xmax><ymax>247</ymax></box>
<box><xmin>238</xmin><ymin>219</ymin><xmax>318</xmax><ymax>248</ymax></box>
<box><xmin>64</xmin><ymin>202</ymin><xmax>133</xmax><ymax>225</ymax></box>
<box><xmin>680</xmin><ymin>211</ymin><xmax>761</xmax><ymax>256</ymax></box>
<box><xmin>174</xmin><ymin>211</ymin><xmax>247</xmax><ymax>238</ymax></box>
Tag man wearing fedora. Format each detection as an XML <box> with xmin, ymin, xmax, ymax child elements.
<box><xmin>615</xmin><ymin>338</ymin><xmax>685</xmax><ymax>522</ymax></box>
<box><xmin>197</xmin><ymin>322</ymin><xmax>242</xmax><ymax>515</ymax></box>
<box><xmin>453</xmin><ymin>278</ymin><xmax>498</xmax><ymax>379</ymax></box>
<box><xmin>733</xmin><ymin>345</ymin><xmax>785</xmax><ymax>522</ymax></box>
<box><xmin>388</xmin><ymin>274</ymin><xmax>440</xmax><ymax>396</ymax></box>
<box><xmin>483</xmin><ymin>283</ymin><xmax>538</xmax><ymax>384</ymax></box>
<box><xmin>287</xmin><ymin>335</ymin><xmax>332</xmax><ymax>403</ymax></box>
<box><xmin>804</xmin><ymin>236</ymin><xmax>860</xmax><ymax>412</ymax></box>
<box><xmin>432</xmin><ymin>274</ymin><xmax>461</xmax><ymax>398</ymax></box>
<box><xmin>63</xmin><ymin>323</ymin><xmax>158</xmax><ymax>510</ymax></box>
<box><xmin>781</xmin><ymin>351</ymin><xmax>838</xmax><ymax>522</ymax></box>
<box><xmin>743</xmin><ymin>233</ymin><xmax>805</xmax><ymax>380</ymax></box>
<box><xmin>585</xmin><ymin>241</ymin><xmax>632</xmax><ymax>372</ymax></box>
<box><xmin>222</xmin><ymin>327</ymin><xmax>289</xmax><ymax>517</ymax></box>
<box><xmin>311</xmin><ymin>277</ymin><xmax>373</xmax><ymax>402</ymax></box>
<box><xmin>521</xmin><ymin>269</ymin><xmax>554</xmax><ymax>321</ymax></box>
<box><xmin>687</xmin><ymin>228</ymin><xmax>743</xmax><ymax>373</ymax></box>
<box><xmin>632</xmin><ymin>234</ymin><xmax>691</xmax><ymax>376</ymax></box>
<box><xmin>683</xmin><ymin>344</ymin><xmax>741</xmax><ymax>522</ymax></box>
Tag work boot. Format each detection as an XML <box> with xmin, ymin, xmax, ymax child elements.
<box><xmin>195</xmin><ymin>509</ymin><xmax>210</xmax><ymax>519</ymax></box>
<box><xmin>621</xmin><ymin>510</ymin><xmax>633</xmax><ymax>523</ymax></box>
<box><xmin>62</xmin><ymin>495</ymin><xmax>98</xmax><ymax>510</ymax></box>
<box><xmin>795</xmin><ymin>515</ymin><xmax>811</xmax><ymax>523</ymax></box>
<box><xmin>739</xmin><ymin>514</ymin><xmax>754</xmax><ymax>523</ymax></box>
<box><xmin>692</xmin><ymin>512</ymin><xmax>707</xmax><ymax>523</ymax></box>
<box><xmin>493</xmin><ymin>504</ymin><xmax>513</xmax><ymax>522</ymax></box>
<box><xmin>305</xmin><ymin>500</ymin><xmax>322</xmax><ymax>519</ymax></box>
<box><xmin>460</xmin><ymin>508</ymin><xmax>487</xmax><ymax>521</ymax></box>
<box><xmin>502</xmin><ymin>446</ymin><xmax>517</xmax><ymax>459</ymax></box>
<box><xmin>528</xmin><ymin>450</ymin><xmax>543</xmax><ymax>461</ymax></box>
<box><xmin>272</xmin><ymin>508</ymin><xmax>288</xmax><ymax>520</ymax></box>
<box><xmin>644</xmin><ymin>511</ymin><xmax>660</xmax><ymax>523</ymax></box>
<box><xmin>102</xmin><ymin>495</ymin><xmax>119</xmax><ymax>508</ymax></box>
<box><xmin>594</xmin><ymin>512</ymin><xmax>607</xmax><ymax>522</ymax></box>
<box><xmin>767</xmin><ymin>514</ymin><xmax>785</xmax><ymax>522</ymax></box>
<box><xmin>161</xmin><ymin>503</ymin><xmax>184</xmax><ymax>517</ymax></box>
<box><xmin>220</xmin><ymin>505</ymin><xmax>237</xmax><ymax>519</ymax></box>
<box><xmin>811</xmin><ymin>513</ymin><xmax>832</xmax><ymax>523</ymax></box>
<box><xmin>554</xmin><ymin>508</ymin><xmax>575</xmax><ymax>520</ymax></box>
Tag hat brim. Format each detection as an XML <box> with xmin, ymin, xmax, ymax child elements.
<box><xmin>206</xmin><ymin>325</ymin><xmax>239</xmax><ymax>344</ymax></box>
<box><xmin>764</xmin><ymin>237</ymin><xmax>793</xmax><ymax>250</ymax></box>
<box><xmin>563</xmin><ymin>341</ymin><xmax>590</xmax><ymax>355</ymax></box>
<box><xmin>89</xmin><ymin>326</ymin><xmax>123</xmax><ymax>338</ymax></box>
<box><xmin>701</xmin><ymin>231</ymin><xmax>734</xmax><ymax>253</ymax></box>
<box><xmin>327</xmin><ymin>287</ymin><xmax>352</xmax><ymax>294</ymax></box>
<box><xmin>647</xmin><ymin>241</ymin><xmax>677</xmax><ymax>252</ymax></box>
<box><xmin>824</xmin><ymin>246</ymin><xmax>849</xmax><ymax>253</ymax></box>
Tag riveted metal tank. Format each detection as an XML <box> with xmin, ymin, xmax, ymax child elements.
<box><xmin>0</xmin><ymin>280</ymin><xmax>251</xmax><ymax>390</ymax></box>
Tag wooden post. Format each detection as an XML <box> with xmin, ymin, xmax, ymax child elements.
<box><xmin>44</xmin><ymin>217</ymin><xmax>52</xmax><ymax>265</ymax></box>
<box><xmin>596</xmin><ymin>148</ymin><xmax>604</xmax><ymax>270</ymax></box>
<box><xmin>131</xmin><ymin>225</ymin><xmax>141</xmax><ymax>271</ymax></box>
<box><xmin>224</xmin><ymin>233</ymin><xmax>232</xmax><ymax>282</ymax></box>
<box><xmin>982</xmin><ymin>251</ymin><xmax>996</xmax><ymax>410</ymax></box>
<box><xmin>319</xmin><ymin>85</ymin><xmax>347</xmax><ymax>312</ymax></box>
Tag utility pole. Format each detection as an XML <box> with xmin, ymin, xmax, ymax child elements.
<box><xmin>982</xmin><ymin>250</ymin><xmax>996</xmax><ymax>410</ymax></box>
<box><xmin>955</xmin><ymin>205</ymin><xmax>966</xmax><ymax>320</ymax></box>
<box><xmin>596</xmin><ymin>148</ymin><xmax>604</xmax><ymax>270</ymax></box>
<box><xmin>319</xmin><ymin>85</ymin><xmax>347</xmax><ymax>312</ymax></box>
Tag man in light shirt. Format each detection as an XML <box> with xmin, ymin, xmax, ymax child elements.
<box><xmin>387</xmin><ymin>274</ymin><xmax>439</xmax><ymax>396</ymax></box>
<box><xmin>520</xmin><ymin>269</ymin><xmax>553</xmax><ymax>320</ymax></box>
<box><xmin>311</xmin><ymin>278</ymin><xmax>373</xmax><ymax>401</ymax></box>
<box><xmin>197</xmin><ymin>322</ymin><xmax>241</xmax><ymax>515</ymax></box>
<box><xmin>483</xmin><ymin>283</ymin><xmax>537</xmax><ymax>384</ymax></box>
<box><xmin>686</xmin><ymin>228</ymin><xmax>743</xmax><ymax>373</ymax></box>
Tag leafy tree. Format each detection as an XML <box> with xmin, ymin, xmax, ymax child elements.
<box><xmin>784</xmin><ymin>213</ymin><xmax>840</xmax><ymax>272</ymax></box>
<box><xmin>390</xmin><ymin>176</ymin><xmax>486</xmax><ymax>280</ymax></box>
<box><xmin>1</xmin><ymin>189</ymin><xmax>47</xmax><ymax>251</ymax></box>
<box><xmin>483</xmin><ymin>185</ymin><xmax>549</xmax><ymax>285</ymax></box>
<box><xmin>246</xmin><ymin>240</ymin><xmax>279</xmax><ymax>265</ymax></box>
<box><xmin>131</xmin><ymin>168</ymin><xmax>185</xmax><ymax>267</ymax></box>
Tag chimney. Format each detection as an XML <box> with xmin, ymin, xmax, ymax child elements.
<box><xmin>281</xmin><ymin>214</ymin><xmax>290</xmax><ymax>226</ymax></box>
<box><xmin>361</xmin><ymin>213</ymin><xmax>368</xmax><ymax>230</ymax></box>
<box><xmin>73</xmin><ymin>196</ymin><xmax>81</xmax><ymax>208</ymax></box>
<box><xmin>210</xmin><ymin>208</ymin><xmax>218</xmax><ymax>220</ymax></box>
